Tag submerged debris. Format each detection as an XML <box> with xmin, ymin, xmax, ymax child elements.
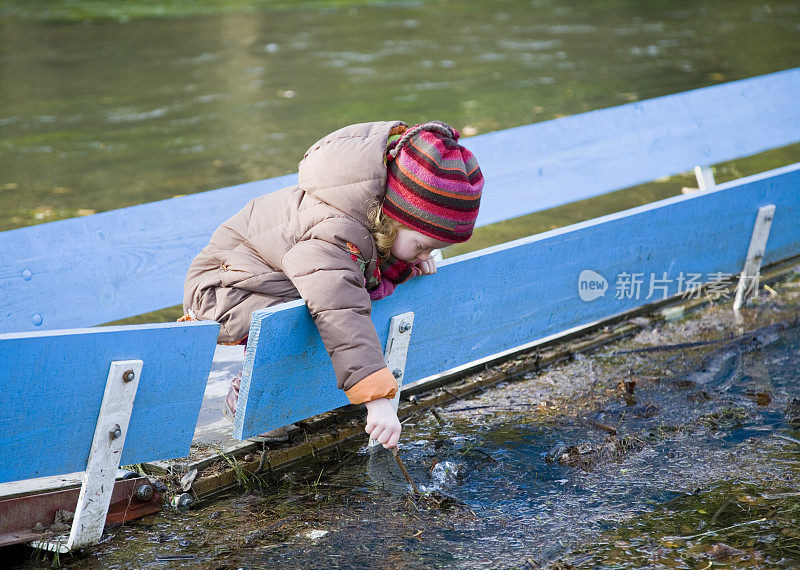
<box><xmin>544</xmin><ymin>442</ymin><xmax>567</xmax><ymax>464</ymax></box>
<box><xmin>406</xmin><ymin>489</ymin><xmax>465</xmax><ymax>511</ymax></box>
<box><xmin>697</xmin><ymin>406</ymin><xmax>750</xmax><ymax>430</ymax></box>
<box><xmin>32</xmin><ymin>509</ymin><xmax>74</xmax><ymax>535</ymax></box>
<box><xmin>786</xmin><ymin>398</ymin><xmax>800</xmax><ymax>428</ymax></box>
<box><xmin>546</xmin><ymin>433</ymin><xmax>646</xmax><ymax>471</ymax></box>
<box><xmin>706</xmin><ymin>542</ymin><xmax>745</xmax><ymax>559</ymax></box>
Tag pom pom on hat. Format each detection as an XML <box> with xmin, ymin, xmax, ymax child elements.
<box><xmin>384</xmin><ymin>121</ymin><xmax>484</xmax><ymax>243</ymax></box>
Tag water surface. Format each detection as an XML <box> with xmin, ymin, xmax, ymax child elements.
<box><xmin>2</xmin><ymin>0</ymin><xmax>799</xmax><ymax>239</ymax></box>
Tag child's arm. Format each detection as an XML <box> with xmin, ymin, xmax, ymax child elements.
<box><xmin>364</xmin><ymin>398</ymin><xmax>402</xmax><ymax>448</ymax></box>
<box><xmin>279</xmin><ymin>235</ymin><xmax>399</xmax><ymax>401</ymax></box>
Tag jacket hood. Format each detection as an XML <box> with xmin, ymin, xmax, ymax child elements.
<box><xmin>298</xmin><ymin>120</ymin><xmax>407</xmax><ymax>227</ymax></box>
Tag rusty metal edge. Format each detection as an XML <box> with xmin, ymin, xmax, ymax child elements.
<box><xmin>0</xmin><ymin>477</ymin><xmax>161</xmax><ymax>549</ymax></box>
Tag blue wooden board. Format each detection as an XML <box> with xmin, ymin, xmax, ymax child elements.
<box><xmin>0</xmin><ymin>321</ymin><xmax>219</xmax><ymax>483</ymax></box>
<box><xmin>234</xmin><ymin>163</ymin><xmax>800</xmax><ymax>439</ymax></box>
<box><xmin>468</xmin><ymin>67</ymin><xmax>800</xmax><ymax>228</ymax></box>
<box><xmin>2</xmin><ymin>69</ymin><xmax>799</xmax><ymax>334</ymax></box>
<box><xmin>0</xmin><ymin>174</ymin><xmax>295</xmax><ymax>335</ymax></box>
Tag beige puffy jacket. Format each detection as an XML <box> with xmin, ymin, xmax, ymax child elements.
<box><xmin>183</xmin><ymin>121</ymin><xmax>408</xmax><ymax>405</ymax></box>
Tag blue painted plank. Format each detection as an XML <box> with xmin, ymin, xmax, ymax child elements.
<box><xmin>0</xmin><ymin>174</ymin><xmax>296</xmax><ymax>334</ymax></box>
<box><xmin>234</xmin><ymin>163</ymin><xmax>800</xmax><ymax>439</ymax></box>
<box><xmin>2</xmin><ymin>69</ymin><xmax>799</xmax><ymax>334</ymax></box>
<box><xmin>0</xmin><ymin>321</ymin><xmax>219</xmax><ymax>483</ymax></box>
<box><xmin>469</xmin><ymin>67</ymin><xmax>800</xmax><ymax>228</ymax></box>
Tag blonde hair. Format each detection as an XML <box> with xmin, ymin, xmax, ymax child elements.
<box><xmin>367</xmin><ymin>201</ymin><xmax>402</xmax><ymax>260</ymax></box>
<box><xmin>367</xmin><ymin>123</ymin><xmax>409</xmax><ymax>259</ymax></box>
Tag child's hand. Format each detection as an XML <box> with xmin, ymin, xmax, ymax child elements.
<box><xmin>364</xmin><ymin>397</ymin><xmax>402</xmax><ymax>448</ymax></box>
<box><xmin>416</xmin><ymin>258</ymin><xmax>437</xmax><ymax>275</ymax></box>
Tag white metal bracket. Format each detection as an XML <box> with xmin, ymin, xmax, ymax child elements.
<box><xmin>694</xmin><ymin>165</ymin><xmax>716</xmax><ymax>191</ymax></box>
<box><xmin>368</xmin><ymin>312</ymin><xmax>414</xmax><ymax>449</ymax></box>
<box><xmin>32</xmin><ymin>360</ymin><xmax>143</xmax><ymax>553</ymax></box>
<box><xmin>733</xmin><ymin>204</ymin><xmax>775</xmax><ymax>311</ymax></box>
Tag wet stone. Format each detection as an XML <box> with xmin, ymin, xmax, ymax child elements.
<box><xmin>687</xmin><ymin>390</ymin><xmax>713</xmax><ymax>403</ymax></box>
<box><xmin>785</xmin><ymin>398</ymin><xmax>800</xmax><ymax>428</ymax></box>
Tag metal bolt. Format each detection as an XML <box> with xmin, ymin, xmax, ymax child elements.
<box><xmin>122</xmin><ymin>369</ymin><xmax>135</xmax><ymax>383</ymax></box>
<box><xmin>398</xmin><ymin>321</ymin><xmax>411</xmax><ymax>333</ymax></box>
<box><xmin>109</xmin><ymin>424</ymin><xmax>122</xmax><ymax>440</ymax></box>
<box><xmin>135</xmin><ymin>484</ymin><xmax>154</xmax><ymax>502</ymax></box>
<box><xmin>392</xmin><ymin>368</ymin><xmax>403</xmax><ymax>379</ymax></box>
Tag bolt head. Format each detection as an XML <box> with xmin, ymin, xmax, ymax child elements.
<box><xmin>123</xmin><ymin>369</ymin><xmax>135</xmax><ymax>383</ymax></box>
<box><xmin>109</xmin><ymin>425</ymin><xmax>122</xmax><ymax>440</ymax></box>
<box><xmin>392</xmin><ymin>368</ymin><xmax>403</xmax><ymax>379</ymax></box>
<box><xmin>398</xmin><ymin>321</ymin><xmax>412</xmax><ymax>333</ymax></box>
<box><xmin>135</xmin><ymin>484</ymin><xmax>154</xmax><ymax>501</ymax></box>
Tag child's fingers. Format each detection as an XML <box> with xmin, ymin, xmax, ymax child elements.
<box><xmin>384</xmin><ymin>429</ymin><xmax>401</xmax><ymax>448</ymax></box>
<box><xmin>379</xmin><ymin>424</ymin><xmax>400</xmax><ymax>448</ymax></box>
<box><xmin>376</xmin><ymin>428</ymin><xmax>392</xmax><ymax>444</ymax></box>
<box><xmin>369</xmin><ymin>426</ymin><xmax>387</xmax><ymax>442</ymax></box>
<box><xmin>420</xmin><ymin>259</ymin><xmax>436</xmax><ymax>274</ymax></box>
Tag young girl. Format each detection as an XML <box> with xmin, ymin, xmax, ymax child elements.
<box><xmin>182</xmin><ymin>120</ymin><xmax>484</xmax><ymax>448</ymax></box>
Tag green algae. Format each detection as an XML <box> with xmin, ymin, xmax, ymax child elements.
<box><xmin>558</xmin><ymin>476</ymin><xmax>800</xmax><ymax>568</ymax></box>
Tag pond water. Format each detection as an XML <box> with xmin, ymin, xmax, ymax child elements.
<box><xmin>2</xmin><ymin>0</ymin><xmax>800</xmax><ymax>246</ymax></box>
<box><xmin>9</xmin><ymin>281</ymin><xmax>800</xmax><ymax>568</ymax></box>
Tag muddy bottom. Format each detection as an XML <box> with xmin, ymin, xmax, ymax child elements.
<box><xmin>11</xmin><ymin>277</ymin><xmax>800</xmax><ymax>569</ymax></box>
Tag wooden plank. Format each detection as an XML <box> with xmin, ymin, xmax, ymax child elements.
<box><xmin>467</xmin><ymin>67</ymin><xmax>800</xmax><ymax>228</ymax></box>
<box><xmin>0</xmin><ymin>175</ymin><xmax>296</xmax><ymax>334</ymax></box>
<box><xmin>234</xmin><ymin>163</ymin><xmax>800</xmax><ymax>439</ymax></box>
<box><xmin>2</xmin><ymin>69</ymin><xmax>798</xmax><ymax>335</ymax></box>
<box><xmin>0</xmin><ymin>321</ymin><xmax>219</xmax><ymax>484</ymax></box>
<box><xmin>694</xmin><ymin>165</ymin><xmax>716</xmax><ymax>191</ymax></box>
<box><xmin>0</xmin><ymin>470</ymin><xmax>135</xmax><ymax>500</ymax></box>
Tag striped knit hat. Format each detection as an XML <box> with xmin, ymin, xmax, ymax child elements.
<box><xmin>384</xmin><ymin>121</ymin><xmax>484</xmax><ymax>243</ymax></box>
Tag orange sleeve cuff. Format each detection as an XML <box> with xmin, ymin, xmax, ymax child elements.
<box><xmin>344</xmin><ymin>368</ymin><xmax>398</xmax><ymax>405</ymax></box>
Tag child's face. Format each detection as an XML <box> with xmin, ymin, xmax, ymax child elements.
<box><xmin>390</xmin><ymin>226</ymin><xmax>450</xmax><ymax>264</ymax></box>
